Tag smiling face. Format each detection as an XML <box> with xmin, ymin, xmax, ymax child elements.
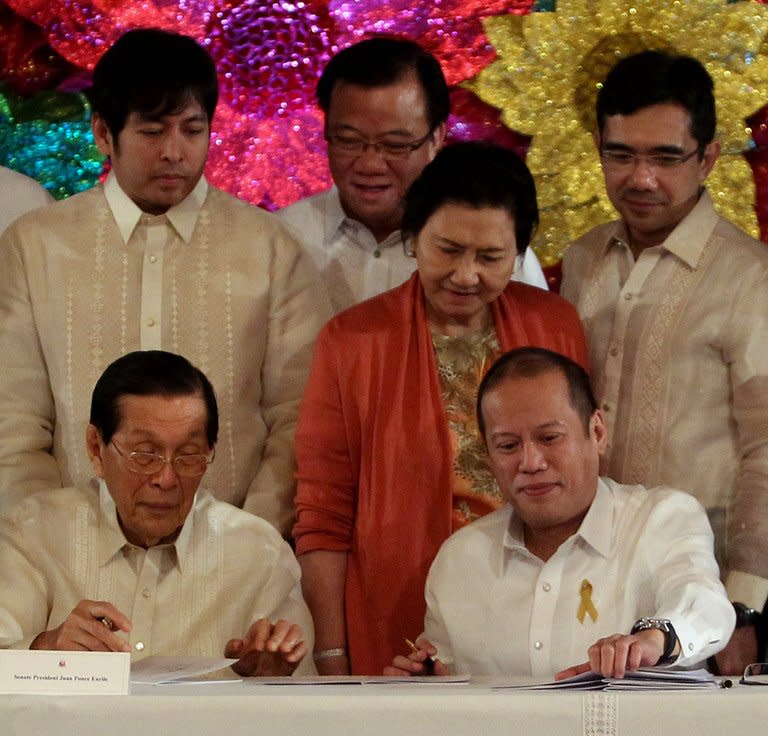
<box><xmin>481</xmin><ymin>369</ymin><xmax>606</xmax><ymax>549</ymax></box>
<box><xmin>92</xmin><ymin>97</ymin><xmax>210</xmax><ymax>215</ymax></box>
<box><xmin>414</xmin><ymin>203</ymin><xmax>518</xmax><ymax>336</ymax></box>
<box><xmin>87</xmin><ymin>392</ymin><xmax>211</xmax><ymax>548</ymax></box>
<box><xmin>325</xmin><ymin>73</ymin><xmax>444</xmax><ymax>242</ymax></box>
<box><xmin>598</xmin><ymin>102</ymin><xmax>719</xmax><ymax>253</ymax></box>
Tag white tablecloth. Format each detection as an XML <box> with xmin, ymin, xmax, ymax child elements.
<box><xmin>2</xmin><ymin>681</ymin><xmax>768</xmax><ymax>735</ymax></box>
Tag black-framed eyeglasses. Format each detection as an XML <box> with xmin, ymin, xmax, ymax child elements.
<box><xmin>600</xmin><ymin>148</ymin><xmax>699</xmax><ymax>170</ymax></box>
<box><xmin>324</xmin><ymin>129</ymin><xmax>435</xmax><ymax>159</ymax></box>
<box><xmin>741</xmin><ymin>662</ymin><xmax>768</xmax><ymax>685</ymax></box>
<box><xmin>110</xmin><ymin>440</ymin><xmax>215</xmax><ymax>477</ymax></box>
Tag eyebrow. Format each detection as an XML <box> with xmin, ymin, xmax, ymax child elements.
<box><xmin>331</xmin><ymin>123</ymin><xmax>418</xmax><ymax>138</ymax></box>
<box><xmin>488</xmin><ymin>421</ymin><xmax>566</xmax><ymax>441</ymax></box>
<box><xmin>435</xmin><ymin>236</ymin><xmax>508</xmax><ymax>253</ymax></box>
<box><xmin>601</xmin><ymin>141</ymin><xmax>688</xmax><ymax>155</ymax></box>
<box><xmin>122</xmin><ymin>430</ymin><xmax>207</xmax><ymax>444</ymax></box>
<box><xmin>134</xmin><ymin>112</ymin><xmax>208</xmax><ymax>124</ymax></box>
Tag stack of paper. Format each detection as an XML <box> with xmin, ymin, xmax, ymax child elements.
<box><xmin>493</xmin><ymin>668</ymin><xmax>718</xmax><ymax>691</ymax></box>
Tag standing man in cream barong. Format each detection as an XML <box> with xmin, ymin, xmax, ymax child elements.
<box><xmin>0</xmin><ymin>28</ymin><xmax>330</xmax><ymax>535</ymax></box>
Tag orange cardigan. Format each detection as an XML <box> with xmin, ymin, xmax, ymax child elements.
<box><xmin>294</xmin><ymin>274</ymin><xmax>588</xmax><ymax>674</ymax></box>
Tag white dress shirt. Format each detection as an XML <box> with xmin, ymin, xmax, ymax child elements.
<box><xmin>0</xmin><ymin>482</ymin><xmax>315</xmax><ymax>674</ymax></box>
<box><xmin>278</xmin><ymin>187</ymin><xmax>549</xmax><ymax>314</ymax></box>
<box><xmin>561</xmin><ymin>191</ymin><xmax>768</xmax><ymax>611</ymax></box>
<box><xmin>424</xmin><ymin>478</ymin><xmax>734</xmax><ymax>676</ymax></box>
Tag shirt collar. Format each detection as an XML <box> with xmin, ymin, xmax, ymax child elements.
<box><xmin>502</xmin><ymin>478</ymin><xmax>613</xmax><ymax>563</ymax></box>
<box><xmin>573</xmin><ymin>478</ymin><xmax>613</xmax><ymax>559</ymax></box>
<box><xmin>325</xmin><ymin>186</ymin><xmax>405</xmax><ymax>252</ymax></box>
<box><xmin>656</xmin><ymin>189</ymin><xmax>718</xmax><ymax>268</ymax></box>
<box><xmin>104</xmin><ymin>171</ymin><xmax>208</xmax><ymax>245</ymax></box>
<box><xmin>97</xmin><ymin>478</ymin><xmax>195</xmax><ymax>572</ymax></box>
<box><xmin>601</xmin><ymin>188</ymin><xmax>718</xmax><ymax>269</ymax></box>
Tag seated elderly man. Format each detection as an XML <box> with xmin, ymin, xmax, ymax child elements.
<box><xmin>388</xmin><ymin>347</ymin><xmax>734</xmax><ymax>678</ymax></box>
<box><xmin>0</xmin><ymin>350</ymin><xmax>314</xmax><ymax>676</ymax></box>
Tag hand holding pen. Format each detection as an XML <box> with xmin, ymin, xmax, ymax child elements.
<box><xmin>383</xmin><ymin>636</ymin><xmax>447</xmax><ymax>676</ymax></box>
<box><xmin>29</xmin><ymin>599</ymin><xmax>132</xmax><ymax>653</ymax></box>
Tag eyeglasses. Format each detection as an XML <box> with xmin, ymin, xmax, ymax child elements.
<box><xmin>741</xmin><ymin>662</ymin><xmax>768</xmax><ymax>685</ymax></box>
<box><xmin>325</xmin><ymin>129</ymin><xmax>435</xmax><ymax>159</ymax></box>
<box><xmin>600</xmin><ymin>148</ymin><xmax>699</xmax><ymax>170</ymax></box>
<box><xmin>110</xmin><ymin>440</ymin><xmax>215</xmax><ymax>477</ymax></box>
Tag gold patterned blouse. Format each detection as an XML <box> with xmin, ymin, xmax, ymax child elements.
<box><xmin>431</xmin><ymin>326</ymin><xmax>503</xmax><ymax>530</ymax></box>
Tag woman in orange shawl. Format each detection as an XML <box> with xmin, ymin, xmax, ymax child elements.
<box><xmin>294</xmin><ymin>142</ymin><xmax>588</xmax><ymax>675</ymax></box>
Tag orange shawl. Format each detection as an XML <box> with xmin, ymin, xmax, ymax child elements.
<box><xmin>294</xmin><ymin>274</ymin><xmax>588</xmax><ymax>674</ymax></box>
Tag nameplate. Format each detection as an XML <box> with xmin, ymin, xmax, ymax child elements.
<box><xmin>0</xmin><ymin>650</ymin><xmax>130</xmax><ymax>694</ymax></box>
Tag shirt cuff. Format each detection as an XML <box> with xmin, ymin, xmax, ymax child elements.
<box><xmin>725</xmin><ymin>570</ymin><xmax>768</xmax><ymax>612</ymax></box>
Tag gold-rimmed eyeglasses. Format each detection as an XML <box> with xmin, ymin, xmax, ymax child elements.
<box><xmin>325</xmin><ymin>129</ymin><xmax>435</xmax><ymax>159</ymax></box>
<box><xmin>110</xmin><ymin>440</ymin><xmax>215</xmax><ymax>477</ymax></box>
<box><xmin>600</xmin><ymin>148</ymin><xmax>699</xmax><ymax>171</ymax></box>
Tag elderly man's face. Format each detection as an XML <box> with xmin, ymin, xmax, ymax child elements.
<box><xmin>87</xmin><ymin>393</ymin><xmax>211</xmax><ymax>547</ymax></box>
<box><xmin>481</xmin><ymin>370</ymin><xmax>606</xmax><ymax>540</ymax></box>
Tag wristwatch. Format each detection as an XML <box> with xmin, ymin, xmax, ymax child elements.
<box><xmin>733</xmin><ymin>602</ymin><xmax>761</xmax><ymax>629</ymax></box>
<box><xmin>630</xmin><ymin>617</ymin><xmax>679</xmax><ymax>664</ymax></box>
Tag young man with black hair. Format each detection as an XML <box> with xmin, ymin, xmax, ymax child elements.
<box><xmin>561</xmin><ymin>50</ymin><xmax>768</xmax><ymax>673</ymax></box>
<box><xmin>0</xmin><ymin>29</ymin><xmax>329</xmax><ymax>535</ymax></box>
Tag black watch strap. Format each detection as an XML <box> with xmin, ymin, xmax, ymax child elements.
<box><xmin>630</xmin><ymin>617</ymin><xmax>678</xmax><ymax>664</ymax></box>
<box><xmin>733</xmin><ymin>602</ymin><xmax>761</xmax><ymax>629</ymax></box>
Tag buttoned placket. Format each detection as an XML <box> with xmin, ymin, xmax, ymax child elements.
<box><xmin>139</xmin><ymin>214</ymin><xmax>170</xmax><ymax>349</ymax></box>
<box><xmin>598</xmin><ymin>241</ymin><xmax>660</xmax><ymax>447</ymax></box>
<box><xmin>127</xmin><ymin>545</ymin><xmax>164</xmax><ymax>656</ymax></box>
<box><xmin>346</xmin><ymin>221</ymin><xmax>400</xmax><ymax>282</ymax></box>
<box><xmin>527</xmin><ymin>547</ymin><xmax>570</xmax><ymax>677</ymax></box>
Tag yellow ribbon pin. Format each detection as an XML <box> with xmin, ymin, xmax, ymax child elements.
<box><xmin>577</xmin><ymin>579</ymin><xmax>598</xmax><ymax>623</ymax></box>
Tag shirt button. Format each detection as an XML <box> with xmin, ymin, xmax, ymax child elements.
<box><xmin>135</xmin><ymin>641</ymin><xmax>145</xmax><ymax>652</ymax></box>
<box><xmin>534</xmin><ymin>641</ymin><xmax>543</xmax><ymax>650</ymax></box>
<box><xmin>542</xmin><ymin>583</ymin><xmax>551</xmax><ymax>592</ymax></box>
<box><xmin>609</xmin><ymin>346</ymin><xmax>619</xmax><ymax>357</ymax></box>
<box><xmin>142</xmin><ymin>588</ymin><xmax>151</xmax><ymax>599</ymax></box>
<box><xmin>147</xmin><ymin>318</ymin><xmax>156</xmax><ymax>327</ymax></box>
<box><xmin>688</xmin><ymin>643</ymin><xmax>694</xmax><ymax>651</ymax></box>
<box><xmin>624</xmin><ymin>293</ymin><xmax>633</xmax><ymax>301</ymax></box>
<box><xmin>149</xmin><ymin>255</ymin><xmax>157</xmax><ymax>264</ymax></box>
<box><xmin>602</xmin><ymin>403</ymin><xmax>610</xmax><ymax>412</ymax></box>
<box><xmin>373</xmin><ymin>249</ymin><xmax>381</xmax><ymax>258</ymax></box>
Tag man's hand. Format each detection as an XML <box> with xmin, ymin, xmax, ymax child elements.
<box><xmin>225</xmin><ymin>619</ymin><xmax>307</xmax><ymax>676</ymax></box>
<box><xmin>555</xmin><ymin>629</ymin><xmax>666</xmax><ymax>680</ymax></box>
<box><xmin>29</xmin><ymin>600</ymin><xmax>132</xmax><ymax>652</ymax></box>
<box><xmin>383</xmin><ymin>635</ymin><xmax>448</xmax><ymax>677</ymax></box>
<box><xmin>714</xmin><ymin>626</ymin><xmax>759</xmax><ymax>676</ymax></box>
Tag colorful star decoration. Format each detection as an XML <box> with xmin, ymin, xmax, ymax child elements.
<box><xmin>0</xmin><ymin>0</ymin><xmax>535</xmax><ymax>207</ymax></box>
<box><xmin>1</xmin><ymin>0</ymin><xmax>767</xmax><ymax>269</ymax></box>
<box><xmin>466</xmin><ymin>0</ymin><xmax>768</xmax><ymax>265</ymax></box>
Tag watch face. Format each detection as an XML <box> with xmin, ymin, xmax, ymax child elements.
<box><xmin>632</xmin><ymin>617</ymin><xmax>671</xmax><ymax>633</ymax></box>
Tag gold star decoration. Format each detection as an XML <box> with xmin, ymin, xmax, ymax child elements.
<box><xmin>466</xmin><ymin>0</ymin><xmax>768</xmax><ymax>266</ymax></box>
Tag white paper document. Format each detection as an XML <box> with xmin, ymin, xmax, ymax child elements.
<box><xmin>492</xmin><ymin>667</ymin><xmax>718</xmax><ymax>691</ymax></box>
<box><xmin>130</xmin><ymin>656</ymin><xmax>241</xmax><ymax>685</ymax></box>
<box><xmin>250</xmin><ymin>674</ymin><xmax>471</xmax><ymax>685</ymax></box>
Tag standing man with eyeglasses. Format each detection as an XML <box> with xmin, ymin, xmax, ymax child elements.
<box><xmin>0</xmin><ymin>351</ymin><xmax>315</xmax><ymax>676</ymax></box>
<box><xmin>561</xmin><ymin>50</ymin><xmax>768</xmax><ymax>675</ymax></box>
<box><xmin>278</xmin><ymin>37</ymin><xmax>548</xmax><ymax>314</ymax></box>
<box><xmin>0</xmin><ymin>29</ymin><xmax>329</xmax><ymax>535</ymax></box>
